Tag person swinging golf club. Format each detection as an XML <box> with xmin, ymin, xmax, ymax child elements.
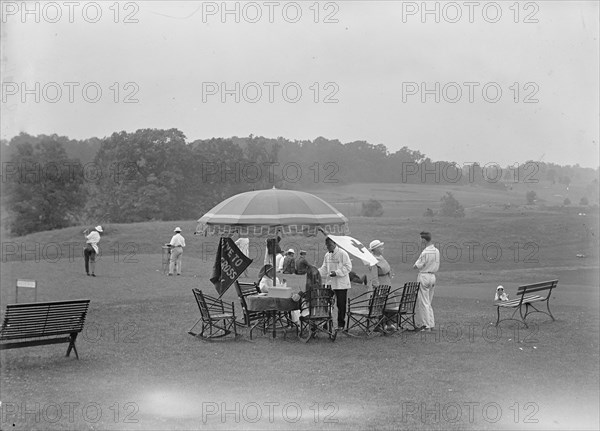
<box><xmin>83</xmin><ymin>225</ymin><xmax>103</xmax><ymax>276</ymax></box>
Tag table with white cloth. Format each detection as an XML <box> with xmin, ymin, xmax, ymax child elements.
<box><xmin>246</xmin><ymin>295</ymin><xmax>300</xmax><ymax>338</ymax></box>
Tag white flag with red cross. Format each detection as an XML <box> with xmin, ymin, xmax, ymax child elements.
<box><xmin>327</xmin><ymin>235</ymin><xmax>378</xmax><ymax>266</ymax></box>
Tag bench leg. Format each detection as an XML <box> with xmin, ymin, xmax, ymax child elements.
<box><xmin>518</xmin><ymin>305</ymin><xmax>529</xmax><ymax>328</ymax></box>
<box><xmin>496</xmin><ymin>306</ymin><xmax>528</xmax><ymax>328</ymax></box>
<box><xmin>546</xmin><ymin>300</ymin><xmax>555</xmax><ymax>321</ymax></box>
<box><xmin>66</xmin><ymin>333</ymin><xmax>79</xmax><ymax>359</ymax></box>
<box><xmin>523</xmin><ymin>301</ymin><xmax>555</xmax><ymax>323</ymax></box>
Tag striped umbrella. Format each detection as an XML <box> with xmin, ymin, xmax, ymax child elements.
<box><xmin>196</xmin><ymin>187</ymin><xmax>349</xmax><ymax>238</ymax></box>
<box><xmin>196</xmin><ymin>188</ymin><xmax>350</xmax><ymax>286</ymax></box>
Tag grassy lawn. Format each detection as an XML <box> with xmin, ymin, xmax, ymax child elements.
<box><xmin>1</xmin><ymin>183</ymin><xmax>599</xmax><ymax>430</ymax></box>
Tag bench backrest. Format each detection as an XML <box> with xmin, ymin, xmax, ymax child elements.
<box><xmin>0</xmin><ymin>299</ymin><xmax>90</xmax><ymax>341</ymax></box>
<box><xmin>517</xmin><ymin>279</ymin><xmax>558</xmax><ymax>296</ymax></box>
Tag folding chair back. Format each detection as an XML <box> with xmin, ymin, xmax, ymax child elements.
<box><xmin>399</xmin><ymin>282</ymin><xmax>420</xmax><ymax>314</ymax></box>
<box><xmin>397</xmin><ymin>281</ymin><xmax>420</xmax><ymax>330</ymax></box>
<box><xmin>189</xmin><ymin>289</ymin><xmax>237</xmax><ymax>339</ymax></box>
<box><xmin>307</xmin><ymin>287</ymin><xmax>334</xmax><ymax>319</ymax></box>
<box><xmin>369</xmin><ymin>285</ymin><xmax>391</xmax><ymax>317</ymax></box>
<box><xmin>233</xmin><ymin>281</ymin><xmax>262</xmax><ymax>326</ymax></box>
<box><xmin>345</xmin><ymin>285</ymin><xmax>390</xmax><ymax>337</ymax></box>
<box><xmin>299</xmin><ymin>286</ymin><xmax>336</xmax><ymax>342</ymax></box>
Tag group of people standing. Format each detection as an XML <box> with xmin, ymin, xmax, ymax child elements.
<box><xmin>238</xmin><ymin>231</ymin><xmax>440</xmax><ymax>332</ymax></box>
<box><xmin>84</xmin><ymin>225</ymin><xmax>438</xmax><ymax>333</ymax></box>
<box><xmin>316</xmin><ymin>232</ymin><xmax>440</xmax><ymax>332</ymax></box>
<box><xmin>83</xmin><ymin>223</ymin><xmax>438</xmax><ymax>331</ymax></box>
<box><xmin>261</xmin><ymin>238</ymin><xmax>311</xmax><ymax>276</ymax></box>
<box><xmin>82</xmin><ymin>225</ymin><xmax>187</xmax><ymax>278</ymax></box>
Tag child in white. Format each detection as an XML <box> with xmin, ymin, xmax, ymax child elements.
<box><xmin>495</xmin><ymin>286</ymin><xmax>509</xmax><ymax>301</ymax></box>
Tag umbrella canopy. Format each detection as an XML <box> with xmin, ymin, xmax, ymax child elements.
<box><xmin>196</xmin><ymin>187</ymin><xmax>350</xmax><ymax>237</ymax></box>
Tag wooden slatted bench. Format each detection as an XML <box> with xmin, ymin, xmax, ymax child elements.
<box><xmin>0</xmin><ymin>299</ymin><xmax>90</xmax><ymax>359</ymax></box>
<box><xmin>495</xmin><ymin>280</ymin><xmax>558</xmax><ymax>328</ymax></box>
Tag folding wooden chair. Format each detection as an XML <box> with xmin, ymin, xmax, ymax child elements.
<box><xmin>299</xmin><ymin>286</ymin><xmax>337</xmax><ymax>343</ymax></box>
<box><xmin>384</xmin><ymin>282</ymin><xmax>420</xmax><ymax>331</ymax></box>
<box><xmin>345</xmin><ymin>285</ymin><xmax>391</xmax><ymax>337</ymax></box>
<box><xmin>188</xmin><ymin>289</ymin><xmax>237</xmax><ymax>340</ymax></box>
<box><xmin>233</xmin><ymin>281</ymin><xmax>266</xmax><ymax>331</ymax></box>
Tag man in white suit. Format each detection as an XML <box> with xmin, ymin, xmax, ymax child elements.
<box><xmin>318</xmin><ymin>237</ymin><xmax>352</xmax><ymax>329</ymax></box>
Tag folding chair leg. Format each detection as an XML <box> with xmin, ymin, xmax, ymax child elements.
<box><xmin>188</xmin><ymin>317</ymin><xmax>203</xmax><ymax>336</ymax></box>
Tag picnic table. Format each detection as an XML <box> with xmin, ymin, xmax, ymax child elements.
<box><xmin>246</xmin><ymin>295</ymin><xmax>300</xmax><ymax>339</ymax></box>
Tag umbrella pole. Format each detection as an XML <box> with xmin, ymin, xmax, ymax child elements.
<box><xmin>272</xmin><ymin>248</ymin><xmax>277</xmax><ymax>286</ymax></box>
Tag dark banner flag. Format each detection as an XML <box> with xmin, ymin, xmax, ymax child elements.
<box><xmin>210</xmin><ymin>237</ymin><xmax>253</xmax><ymax>297</ymax></box>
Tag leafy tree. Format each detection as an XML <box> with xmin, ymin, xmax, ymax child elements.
<box><xmin>86</xmin><ymin>128</ymin><xmax>190</xmax><ymax>223</ymax></box>
<box><xmin>580</xmin><ymin>197</ymin><xmax>589</xmax><ymax>206</ymax></box>
<box><xmin>526</xmin><ymin>190</ymin><xmax>537</xmax><ymax>205</ymax></box>
<box><xmin>5</xmin><ymin>137</ymin><xmax>86</xmax><ymax>236</ymax></box>
<box><xmin>439</xmin><ymin>192</ymin><xmax>465</xmax><ymax>217</ymax></box>
<box><xmin>563</xmin><ymin>198</ymin><xmax>571</xmax><ymax>206</ymax></box>
<box><xmin>361</xmin><ymin>199</ymin><xmax>384</xmax><ymax>217</ymax></box>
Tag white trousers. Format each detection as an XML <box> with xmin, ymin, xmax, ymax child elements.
<box><xmin>169</xmin><ymin>247</ymin><xmax>183</xmax><ymax>275</ymax></box>
<box><xmin>416</xmin><ymin>273</ymin><xmax>436</xmax><ymax>329</ymax></box>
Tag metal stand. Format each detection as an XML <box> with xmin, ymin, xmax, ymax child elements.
<box><xmin>161</xmin><ymin>246</ymin><xmax>171</xmax><ymax>274</ymax></box>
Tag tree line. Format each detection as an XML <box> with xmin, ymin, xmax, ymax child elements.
<box><xmin>1</xmin><ymin>130</ymin><xmax>598</xmax><ymax>236</ymax></box>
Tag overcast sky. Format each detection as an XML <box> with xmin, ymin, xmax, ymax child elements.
<box><xmin>2</xmin><ymin>1</ymin><xmax>598</xmax><ymax>167</ymax></box>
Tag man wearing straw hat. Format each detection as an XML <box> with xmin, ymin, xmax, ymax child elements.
<box><xmin>168</xmin><ymin>227</ymin><xmax>186</xmax><ymax>276</ymax></box>
<box><xmin>318</xmin><ymin>237</ymin><xmax>352</xmax><ymax>330</ymax></box>
<box><xmin>413</xmin><ymin>231</ymin><xmax>440</xmax><ymax>332</ymax></box>
<box><xmin>83</xmin><ymin>225</ymin><xmax>103</xmax><ymax>276</ymax></box>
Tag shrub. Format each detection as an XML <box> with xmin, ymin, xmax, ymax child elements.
<box><xmin>439</xmin><ymin>192</ymin><xmax>465</xmax><ymax>217</ymax></box>
<box><xmin>580</xmin><ymin>197</ymin><xmax>589</xmax><ymax>206</ymax></box>
<box><xmin>526</xmin><ymin>190</ymin><xmax>537</xmax><ymax>205</ymax></box>
<box><xmin>361</xmin><ymin>199</ymin><xmax>384</xmax><ymax>217</ymax></box>
<box><xmin>563</xmin><ymin>198</ymin><xmax>571</xmax><ymax>206</ymax></box>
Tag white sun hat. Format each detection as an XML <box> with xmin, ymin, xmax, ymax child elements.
<box><xmin>369</xmin><ymin>240</ymin><xmax>384</xmax><ymax>250</ymax></box>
